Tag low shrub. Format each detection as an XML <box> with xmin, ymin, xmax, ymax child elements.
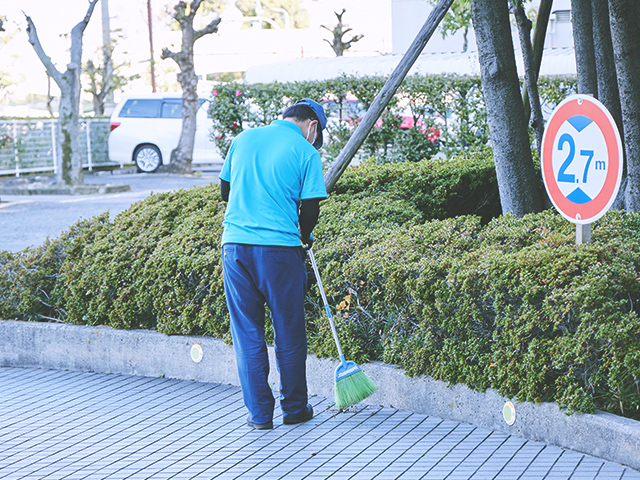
<box><xmin>331</xmin><ymin>149</ymin><xmax>501</xmax><ymax>223</ymax></box>
<box><xmin>0</xmin><ymin>238</ymin><xmax>68</xmax><ymax>322</ymax></box>
<box><xmin>56</xmin><ymin>186</ymin><xmax>230</xmax><ymax>339</ymax></box>
<box><xmin>306</xmin><ymin>209</ymin><xmax>640</xmax><ymax>419</ymax></box>
<box><xmin>1</xmin><ymin>156</ymin><xmax>638</xmax><ymax>420</ymax></box>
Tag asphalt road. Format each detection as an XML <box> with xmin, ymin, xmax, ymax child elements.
<box><xmin>0</xmin><ymin>171</ymin><xmax>221</xmax><ymax>253</ymax></box>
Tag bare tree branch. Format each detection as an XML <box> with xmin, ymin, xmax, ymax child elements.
<box><xmin>343</xmin><ymin>34</ymin><xmax>364</xmax><ymax>51</ymax></box>
<box><xmin>76</xmin><ymin>0</ymin><xmax>99</xmax><ymax>33</ymax></box>
<box><xmin>190</xmin><ymin>0</ymin><xmax>204</xmax><ymax>14</ymax></box>
<box><xmin>70</xmin><ymin>0</ymin><xmax>99</xmax><ymax>66</ymax></box>
<box><xmin>161</xmin><ymin>47</ymin><xmax>178</xmax><ymax>61</ymax></box>
<box><xmin>23</xmin><ymin>13</ymin><xmax>64</xmax><ymax>87</ymax></box>
<box><xmin>195</xmin><ymin>16</ymin><xmax>221</xmax><ymax>41</ymax></box>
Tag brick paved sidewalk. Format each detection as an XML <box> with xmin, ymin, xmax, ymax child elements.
<box><xmin>1</xmin><ymin>367</ymin><xmax>638</xmax><ymax>480</ymax></box>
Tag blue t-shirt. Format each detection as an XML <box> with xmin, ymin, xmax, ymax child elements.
<box><xmin>219</xmin><ymin>120</ymin><xmax>327</xmax><ymax>247</ymax></box>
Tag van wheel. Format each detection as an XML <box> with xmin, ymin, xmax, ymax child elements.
<box><xmin>134</xmin><ymin>145</ymin><xmax>161</xmax><ymax>173</ymax></box>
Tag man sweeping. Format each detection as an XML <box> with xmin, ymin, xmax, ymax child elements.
<box><xmin>219</xmin><ymin>99</ymin><xmax>328</xmax><ymax>430</ymax></box>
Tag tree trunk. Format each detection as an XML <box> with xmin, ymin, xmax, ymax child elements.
<box><xmin>46</xmin><ymin>74</ymin><xmax>55</xmax><ymax>118</ymax></box>
<box><xmin>571</xmin><ymin>0</ymin><xmax>598</xmax><ymax>96</ymax></box>
<box><xmin>471</xmin><ymin>0</ymin><xmax>542</xmax><ymax>216</ymax></box>
<box><xmin>25</xmin><ymin>0</ymin><xmax>97</xmax><ymax>186</ymax></box>
<box><xmin>462</xmin><ymin>26</ymin><xmax>468</xmax><ymax>53</ymax></box>
<box><xmin>57</xmin><ymin>66</ymin><xmax>83</xmax><ymax>186</ymax></box>
<box><xmin>522</xmin><ymin>0</ymin><xmax>552</xmax><ymax>122</ymax></box>
<box><xmin>609</xmin><ymin>0</ymin><xmax>640</xmax><ymax>211</ymax></box>
<box><xmin>592</xmin><ymin>0</ymin><xmax>624</xmax><ymax>209</ymax></box>
<box><xmin>171</xmin><ymin>71</ymin><xmax>199</xmax><ymax>174</ymax></box>
<box><xmin>168</xmin><ymin>24</ymin><xmax>198</xmax><ymax>175</ymax></box>
<box><xmin>93</xmin><ymin>92</ymin><xmax>106</xmax><ymax>117</ymax></box>
<box><xmin>86</xmin><ymin>60</ymin><xmax>107</xmax><ymax>117</ymax></box>
<box><xmin>510</xmin><ymin>0</ymin><xmax>544</xmax><ymax>153</ymax></box>
<box><xmin>161</xmin><ymin>0</ymin><xmax>220</xmax><ymax>174</ymax></box>
<box><xmin>592</xmin><ymin>0</ymin><xmax>621</xmax><ymax>131</ymax></box>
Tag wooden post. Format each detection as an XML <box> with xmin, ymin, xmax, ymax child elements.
<box><xmin>323</xmin><ymin>0</ymin><xmax>454</xmax><ymax>193</ymax></box>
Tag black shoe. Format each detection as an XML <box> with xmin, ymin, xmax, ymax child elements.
<box><xmin>247</xmin><ymin>416</ymin><xmax>273</xmax><ymax>430</ymax></box>
<box><xmin>283</xmin><ymin>405</ymin><xmax>314</xmax><ymax>425</ymax></box>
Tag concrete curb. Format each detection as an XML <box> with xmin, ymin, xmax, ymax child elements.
<box><xmin>1</xmin><ymin>320</ymin><xmax>638</xmax><ymax>470</ymax></box>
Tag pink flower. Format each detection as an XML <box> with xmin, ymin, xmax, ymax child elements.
<box><xmin>212</xmin><ymin>90</ymin><xmax>218</xmax><ymax>96</ymax></box>
<box><xmin>427</xmin><ymin>127</ymin><xmax>441</xmax><ymax>143</ymax></box>
<box><xmin>235</xmin><ymin>90</ymin><xmax>242</xmax><ymax>97</ymax></box>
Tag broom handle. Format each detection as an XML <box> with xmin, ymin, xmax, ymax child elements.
<box><xmin>307</xmin><ymin>249</ymin><xmax>345</xmax><ymax>361</ymax></box>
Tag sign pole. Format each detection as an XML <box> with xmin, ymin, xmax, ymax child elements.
<box><xmin>576</xmin><ymin>223</ymin><xmax>591</xmax><ymax>245</ymax></box>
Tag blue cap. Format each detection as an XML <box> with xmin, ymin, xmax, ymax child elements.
<box><xmin>295</xmin><ymin>98</ymin><xmax>327</xmax><ymax>149</ymax></box>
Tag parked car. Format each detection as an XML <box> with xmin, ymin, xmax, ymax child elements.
<box><xmin>108</xmin><ymin>93</ymin><xmax>223</xmax><ymax>173</ymax></box>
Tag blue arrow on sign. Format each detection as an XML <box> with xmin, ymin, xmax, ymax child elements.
<box><xmin>567</xmin><ymin>115</ymin><xmax>593</xmax><ymax>132</ymax></box>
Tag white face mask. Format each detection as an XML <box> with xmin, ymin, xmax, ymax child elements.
<box><xmin>306</xmin><ymin>123</ymin><xmax>315</xmax><ymax>143</ymax></box>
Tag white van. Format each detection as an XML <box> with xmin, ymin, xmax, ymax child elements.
<box><xmin>108</xmin><ymin>93</ymin><xmax>223</xmax><ymax>172</ymax></box>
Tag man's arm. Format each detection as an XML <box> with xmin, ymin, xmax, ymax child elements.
<box><xmin>220</xmin><ymin>179</ymin><xmax>230</xmax><ymax>202</ymax></box>
<box><xmin>299</xmin><ymin>198</ymin><xmax>322</xmax><ymax>247</ymax></box>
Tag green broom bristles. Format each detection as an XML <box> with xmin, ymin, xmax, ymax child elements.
<box><xmin>335</xmin><ymin>368</ymin><xmax>378</xmax><ymax>410</ymax></box>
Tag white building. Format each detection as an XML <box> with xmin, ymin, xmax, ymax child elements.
<box><xmin>241</xmin><ymin>0</ymin><xmax>576</xmax><ymax>84</ymax></box>
<box><xmin>194</xmin><ymin>0</ymin><xmax>393</xmax><ymax>82</ymax></box>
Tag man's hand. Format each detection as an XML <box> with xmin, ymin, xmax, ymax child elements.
<box><xmin>301</xmin><ymin>235</ymin><xmax>314</xmax><ymax>251</ymax></box>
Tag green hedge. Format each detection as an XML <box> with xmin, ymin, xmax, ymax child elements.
<box><xmin>208</xmin><ymin>74</ymin><xmax>577</xmax><ymax>164</ymax></box>
<box><xmin>329</xmin><ymin>148</ymin><xmax>500</xmax><ymax>223</ymax></box>
<box><xmin>311</xmin><ymin>210</ymin><xmax>640</xmax><ymax>419</ymax></box>
<box><xmin>1</xmin><ymin>154</ymin><xmax>639</xmax><ymax>420</ymax></box>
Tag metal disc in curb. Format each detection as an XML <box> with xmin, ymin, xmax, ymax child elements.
<box><xmin>190</xmin><ymin>344</ymin><xmax>204</xmax><ymax>363</ymax></box>
<box><xmin>541</xmin><ymin>94</ymin><xmax>623</xmax><ymax>225</ymax></box>
<box><xmin>503</xmin><ymin>401</ymin><xmax>516</xmax><ymax>426</ymax></box>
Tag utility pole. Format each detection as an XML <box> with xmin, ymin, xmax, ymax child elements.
<box><xmin>147</xmin><ymin>0</ymin><xmax>157</xmax><ymax>92</ymax></box>
<box><xmin>101</xmin><ymin>0</ymin><xmax>115</xmax><ymax>111</ymax></box>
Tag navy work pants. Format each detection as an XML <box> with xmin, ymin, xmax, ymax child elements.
<box><xmin>222</xmin><ymin>244</ymin><xmax>309</xmax><ymax>424</ymax></box>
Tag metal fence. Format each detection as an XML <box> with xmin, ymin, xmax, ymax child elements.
<box><xmin>0</xmin><ymin>118</ymin><xmax>118</xmax><ymax>176</ymax></box>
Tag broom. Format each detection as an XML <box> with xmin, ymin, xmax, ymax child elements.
<box><xmin>307</xmin><ymin>248</ymin><xmax>377</xmax><ymax>409</ymax></box>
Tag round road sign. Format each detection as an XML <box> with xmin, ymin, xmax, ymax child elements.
<box><xmin>541</xmin><ymin>94</ymin><xmax>623</xmax><ymax>225</ymax></box>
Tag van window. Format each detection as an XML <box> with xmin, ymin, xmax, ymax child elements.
<box><xmin>119</xmin><ymin>99</ymin><xmax>162</xmax><ymax>118</ymax></box>
<box><xmin>160</xmin><ymin>99</ymin><xmax>207</xmax><ymax>118</ymax></box>
<box><xmin>161</xmin><ymin>101</ymin><xmax>182</xmax><ymax>118</ymax></box>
